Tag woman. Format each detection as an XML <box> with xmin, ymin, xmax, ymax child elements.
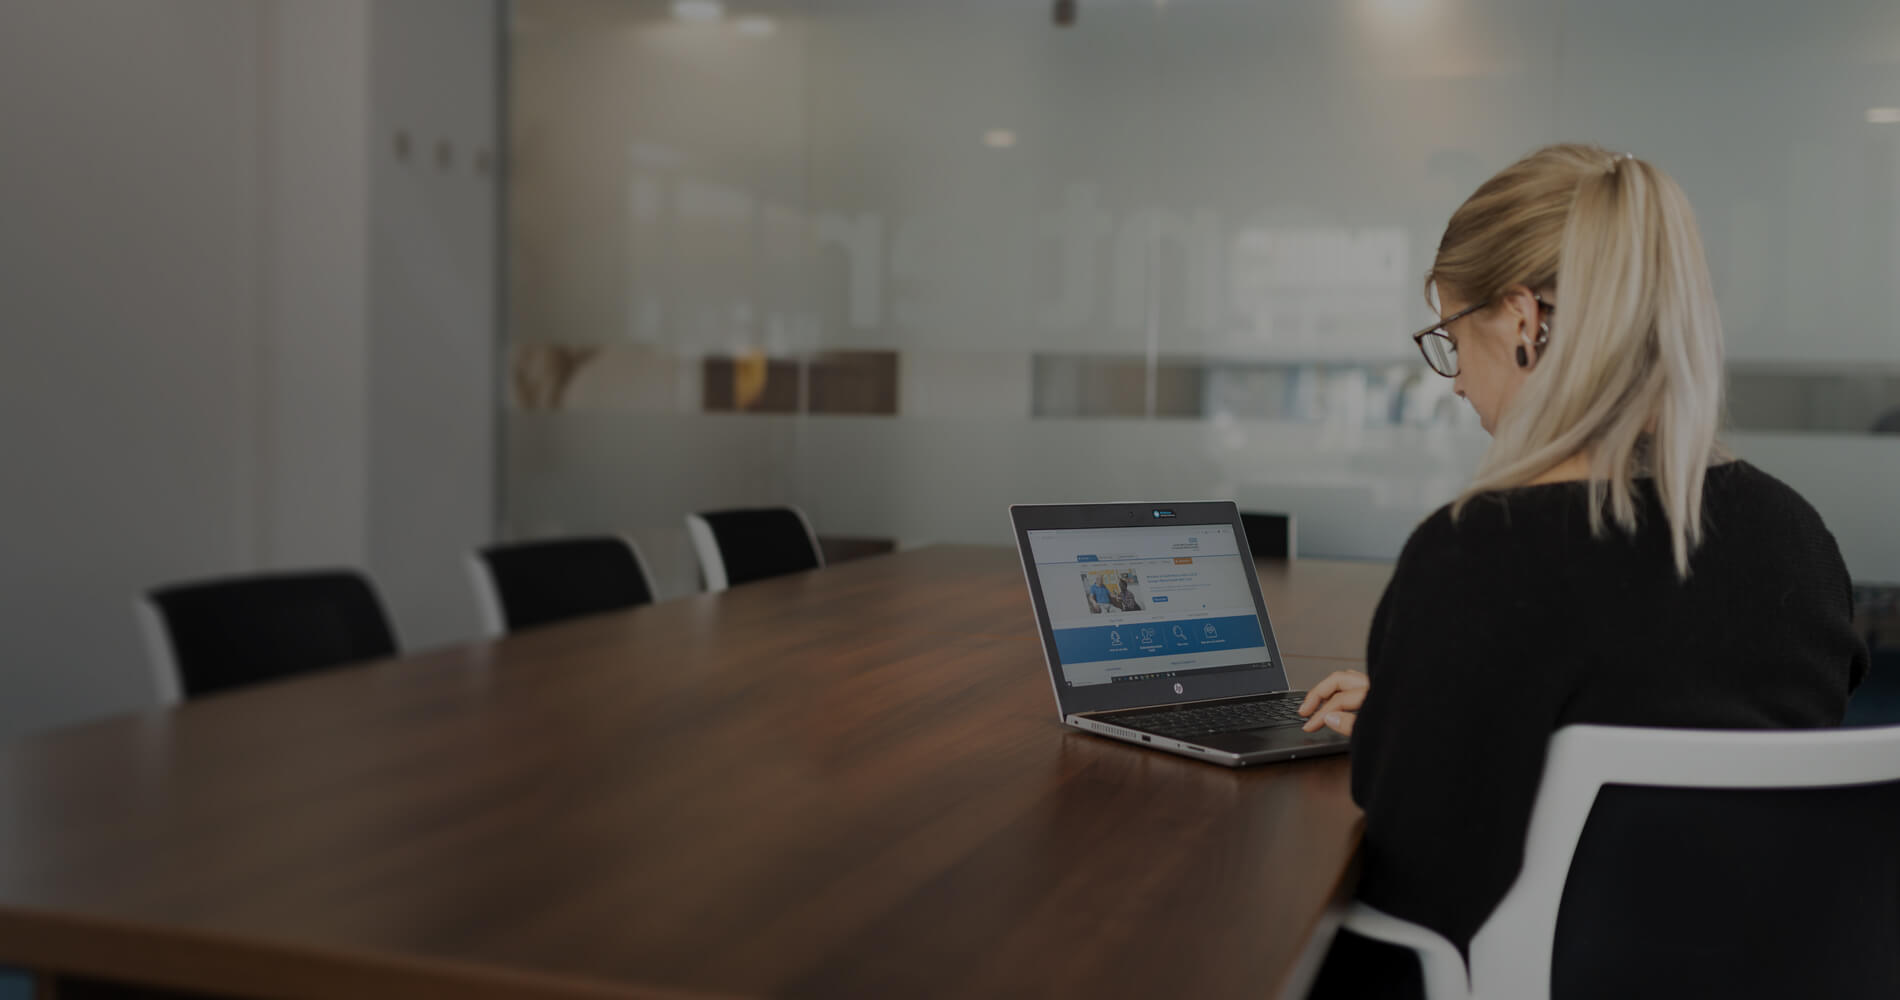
<box><xmin>1299</xmin><ymin>144</ymin><xmax>1868</xmax><ymax>995</ymax></box>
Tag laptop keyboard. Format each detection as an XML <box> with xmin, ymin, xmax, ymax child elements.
<box><xmin>1105</xmin><ymin>696</ymin><xmax>1308</xmax><ymax>740</ymax></box>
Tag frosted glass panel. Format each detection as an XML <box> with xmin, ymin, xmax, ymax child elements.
<box><xmin>507</xmin><ymin>0</ymin><xmax>1900</xmax><ymax>596</ymax></box>
<box><xmin>1556</xmin><ymin>0</ymin><xmax>1900</xmax><ymax>364</ymax></box>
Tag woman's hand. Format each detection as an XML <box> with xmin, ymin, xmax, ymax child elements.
<box><xmin>1298</xmin><ymin>669</ymin><xmax>1369</xmax><ymax>736</ymax></box>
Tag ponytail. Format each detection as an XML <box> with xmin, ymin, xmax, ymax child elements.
<box><xmin>1439</xmin><ymin>146</ymin><xmax>1726</xmax><ymax>578</ymax></box>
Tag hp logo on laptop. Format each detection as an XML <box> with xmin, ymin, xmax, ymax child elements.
<box><xmin>1174</xmin><ymin>682</ymin><xmax>1184</xmax><ymax>694</ymax></box>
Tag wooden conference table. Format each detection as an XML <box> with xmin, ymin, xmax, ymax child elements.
<box><xmin>0</xmin><ymin>546</ymin><xmax>1392</xmax><ymax>999</ymax></box>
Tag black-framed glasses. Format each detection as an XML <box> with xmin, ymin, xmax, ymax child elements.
<box><xmin>1410</xmin><ymin>294</ymin><xmax>1555</xmax><ymax>378</ymax></box>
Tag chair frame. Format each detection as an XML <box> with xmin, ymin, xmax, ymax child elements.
<box><xmin>685</xmin><ymin>506</ymin><xmax>824</xmax><ymax>594</ymax></box>
<box><xmin>1341</xmin><ymin>722</ymin><xmax>1900</xmax><ymax>999</ymax></box>
<box><xmin>466</xmin><ymin>534</ymin><xmax>654</xmax><ymax>639</ymax></box>
<box><xmin>134</xmin><ymin>594</ymin><xmax>185</xmax><ymax>707</ymax></box>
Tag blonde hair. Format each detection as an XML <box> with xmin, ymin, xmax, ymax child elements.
<box><xmin>1431</xmin><ymin>143</ymin><xmax>1726</xmax><ymax>577</ymax></box>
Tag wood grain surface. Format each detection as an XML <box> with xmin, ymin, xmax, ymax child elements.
<box><xmin>0</xmin><ymin>546</ymin><xmax>1391</xmax><ymax>999</ymax></box>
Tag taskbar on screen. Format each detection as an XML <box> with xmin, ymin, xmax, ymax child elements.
<box><xmin>1102</xmin><ymin>660</ymin><xmax>1265</xmax><ymax>685</ymax></box>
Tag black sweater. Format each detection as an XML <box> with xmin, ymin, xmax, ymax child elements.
<box><xmin>1349</xmin><ymin>460</ymin><xmax>1869</xmax><ymax>956</ymax></box>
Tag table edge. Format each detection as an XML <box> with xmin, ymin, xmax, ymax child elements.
<box><xmin>1273</xmin><ymin>815</ymin><xmax>1366</xmax><ymax>1000</ymax></box>
<box><xmin>0</xmin><ymin>904</ymin><xmax>742</xmax><ymax>1000</ymax></box>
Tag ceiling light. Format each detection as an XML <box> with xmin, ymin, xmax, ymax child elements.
<box><xmin>1366</xmin><ymin>0</ymin><xmax>1430</xmax><ymax>23</ymax></box>
<box><xmin>734</xmin><ymin>15</ymin><xmax>775</xmax><ymax>37</ymax></box>
<box><xmin>1868</xmin><ymin>107</ymin><xmax>1900</xmax><ymax>124</ymax></box>
<box><xmin>983</xmin><ymin>129</ymin><xmax>1018</xmax><ymax>149</ymax></box>
<box><xmin>672</xmin><ymin>0</ymin><xmax>724</xmax><ymax>22</ymax></box>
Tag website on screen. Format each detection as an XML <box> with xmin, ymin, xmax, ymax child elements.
<box><xmin>1027</xmin><ymin>524</ymin><xmax>1270</xmax><ymax>687</ymax></box>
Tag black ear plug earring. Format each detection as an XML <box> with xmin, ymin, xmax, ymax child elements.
<box><xmin>1516</xmin><ymin>344</ymin><xmax>1531</xmax><ymax>368</ymax></box>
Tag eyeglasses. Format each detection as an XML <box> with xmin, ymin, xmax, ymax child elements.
<box><xmin>1410</xmin><ymin>294</ymin><xmax>1555</xmax><ymax>378</ymax></box>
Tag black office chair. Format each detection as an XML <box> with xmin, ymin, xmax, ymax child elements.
<box><xmin>468</xmin><ymin>535</ymin><xmax>655</xmax><ymax>636</ymax></box>
<box><xmin>685</xmin><ymin>506</ymin><xmax>825</xmax><ymax>592</ymax></box>
<box><xmin>137</xmin><ymin>570</ymin><xmax>398</xmax><ymax>703</ymax></box>
<box><xmin>1239</xmin><ymin>511</ymin><xmax>1297</xmax><ymax>560</ymax></box>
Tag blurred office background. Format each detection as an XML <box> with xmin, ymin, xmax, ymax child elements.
<box><xmin>3</xmin><ymin>0</ymin><xmax>1898</xmax><ymax>741</ymax></box>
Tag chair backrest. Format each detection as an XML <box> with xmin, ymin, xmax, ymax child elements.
<box><xmin>1467</xmin><ymin>724</ymin><xmax>1900</xmax><ymax>999</ymax></box>
<box><xmin>1239</xmin><ymin>511</ymin><xmax>1296</xmax><ymax>560</ymax></box>
<box><xmin>139</xmin><ymin>570</ymin><xmax>398</xmax><ymax>703</ymax></box>
<box><xmin>468</xmin><ymin>535</ymin><xmax>655</xmax><ymax>636</ymax></box>
<box><xmin>685</xmin><ymin>507</ymin><xmax>824</xmax><ymax>592</ymax></box>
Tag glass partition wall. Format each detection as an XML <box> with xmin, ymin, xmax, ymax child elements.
<box><xmin>507</xmin><ymin>0</ymin><xmax>1900</xmax><ymax>600</ymax></box>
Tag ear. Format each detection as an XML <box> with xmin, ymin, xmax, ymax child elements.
<box><xmin>1497</xmin><ymin>284</ymin><xmax>1542</xmax><ymax>330</ymax></box>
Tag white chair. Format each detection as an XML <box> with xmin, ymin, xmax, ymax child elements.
<box><xmin>1339</xmin><ymin>723</ymin><xmax>1900</xmax><ymax>999</ymax></box>
<box><xmin>685</xmin><ymin>506</ymin><xmax>824</xmax><ymax>593</ymax></box>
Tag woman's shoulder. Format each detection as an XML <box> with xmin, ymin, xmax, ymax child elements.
<box><xmin>1408</xmin><ymin>459</ymin><xmax>1820</xmax><ymax>536</ymax></box>
<box><xmin>1392</xmin><ymin>459</ymin><xmax>1838</xmax><ymax>579</ymax></box>
<box><xmin>1398</xmin><ymin>488</ymin><xmax>1564</xmax><ymax>562</ymax></box>
<box><xmin>1704</xmin><ymin>460</ymin><xmax>1825</xmax><ymax>524</ymax></box>
<box><xmin>1701</xmin><ymin>460</ymin><xmax>1849</xmax><ymax>571</ymax></box>
<box><xmin>1387</xmin><ymin>498</ymin><xmax>1548</xmax><ymax>599</ymax></box>
<box><xmin>1399</xmin><ymin>503</ymin><xmax>1466</xmax><ymax>563</ymax></box>
<box><xmin>1390</xmin><ymin>468</ymin><xmax>1662</xmax><ymax>589</ymax></box>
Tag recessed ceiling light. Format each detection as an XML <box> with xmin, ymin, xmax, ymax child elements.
<box><xmin>735</xmin><ymin>15</ymin><xmax>775</xmax><ymax>37</ymax></box>
<box><xmin>1867</xmin><ymin>107</ymin><xmax>1900</xmax><ymax>124</ymax></box>
<box><xmin>983</xmin><ymin>129</ymin><xmax>1018</xmax><ymax>149</ymax></box>
<box><xmin>672</xmin><ymin>0</ymin><xmax>724</xmax><ymax>22</ymax></box>
<box><xmin>1366</xmin><ymin>0</ymin><xmax>1430</xmax><ymax>23</ymax></box>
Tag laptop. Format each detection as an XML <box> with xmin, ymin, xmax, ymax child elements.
<box><xmin>1010</xmin><ymin>500</ymin><xmax>1352</xmax><ymax>767</ymax></box>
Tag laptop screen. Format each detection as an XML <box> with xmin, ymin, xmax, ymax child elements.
<box><xmin>1024</xmin><ymin>522</ymin><xmax>1272</xmax><ymax>688</ymax></box>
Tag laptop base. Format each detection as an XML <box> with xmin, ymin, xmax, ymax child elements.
<box><xmin>1069</xmin><ymin>694</ymin><xmax>1352</xmax><ymax>767</ymax></box>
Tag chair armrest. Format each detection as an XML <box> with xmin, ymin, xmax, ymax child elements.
<box><xmin>1339</xmin><ymin>902</ymin><xmax>1471</xmax><ymax>999</ymax></box>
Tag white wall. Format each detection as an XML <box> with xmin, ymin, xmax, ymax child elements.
<box><xmin>260</xmin><ymin>1</ymin><xmax>374</xmax><ymax>569</ymax></box>
<box><xmin>367</xmin><ymin>0</ymin><xmax>500</xmax><ymax>648</ymax></box>
<box><xmin>0</xmin><ymin>0</ymin><xmax>500</xmax><ymax>741</ymax></box>
<box><xmin>0</xmin><ymin>0</ymin><xmax>267</xmax><ymax>737</ymax></box>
